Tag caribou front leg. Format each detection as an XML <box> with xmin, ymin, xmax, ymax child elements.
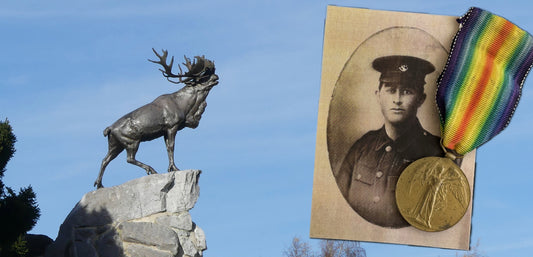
<box><xmin>126</xmin><ymin>141</ymin><xmax>157</xmax><ymax>175</ymax></box>
<box><xmin>164</xmin><ymin>128</ymin><xmax>180</xmax><ymax>172</ymax></box>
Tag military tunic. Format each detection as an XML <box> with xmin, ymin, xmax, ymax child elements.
<box><xmin>336</xmin><ymin>119</ymin><xmax>443</xmax><ymax>228</ymax></box>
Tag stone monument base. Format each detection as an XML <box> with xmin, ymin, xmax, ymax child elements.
<box><xmin>45</xmin><ymin>170</ymin><xmax>206</xmax><ymax>257</ymax></box>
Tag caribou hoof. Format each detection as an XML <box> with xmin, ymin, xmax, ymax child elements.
<box><xmin>146</xmin><ymin>168</ymin><xmax>157</xmax><ymax>175</ymax></box>
<box><xmin>168</xmin><ymin>166</ymin><xmax>180</xmax><ymax>173</ymax></box>
<box><xmin>94</xmin><ymin>181</ymin><xmax>104</xmax><ymax>189</ymax></box>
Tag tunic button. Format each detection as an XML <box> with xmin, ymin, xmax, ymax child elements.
<box><xmin>373</xmin><ymin>196</ymin><xmax>380</xmax><ymax>203</ymax></box>
<box><xmin>376</xmin><ymin>171</ymin><xmax>383</xmax><ymax>178</ymax></box>
<box><xmin>356</xmin><ymin>174</ymin><xmax>362</xmax><ymax>180</ymax></box>
<box><xmin>385</xmin><ymin>145</ymin><xmax>392</xmax><ymax>152</ymax></box>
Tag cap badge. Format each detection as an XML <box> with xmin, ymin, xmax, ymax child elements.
<box><xmin>399</xmin><ymin>64</ymin><xmax>409</xmax><ymax>72</ymax></box>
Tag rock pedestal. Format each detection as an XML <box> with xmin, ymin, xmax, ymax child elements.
<box><xmin>45</xmin><ymin>170</ymin><xmax>206</xmax><ymax>257</ymax></box>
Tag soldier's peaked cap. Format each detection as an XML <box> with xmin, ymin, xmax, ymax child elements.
<box><xmin>372</xmin><ymin>55</ymin><xmax>435</xmax><ymax>89</ymax></box>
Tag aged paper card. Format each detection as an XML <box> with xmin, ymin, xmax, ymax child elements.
<box><xmin>310</xmin><ymin>6</ymin><xmax>476</xmax><ymax>250</ymax></box>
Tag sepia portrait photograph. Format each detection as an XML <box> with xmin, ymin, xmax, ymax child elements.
<box><xmin>310</xmin><ymin>6</ymin><xmax>476</xmax><ymax>250</ymax></box>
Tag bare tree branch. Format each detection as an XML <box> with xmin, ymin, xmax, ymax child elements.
<box><xmin>456</xmin><ymin>240</ymin><xmax>487</xmax><ymax>257</ymax></box>
<box><xmin>284</xmin><ymin>237</ymin><xmax>313</xmax><ymax>257</ymax></box>
<box><xmin>284</xmin><ymin>237</ymin><xmax>367</xmax><ymax>257</ymax></box>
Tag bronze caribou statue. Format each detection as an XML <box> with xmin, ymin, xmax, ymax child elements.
<box><xmin>94</xmin><ymin>49</ymin><xmax>219</xmax><ymax>188</ymax></box>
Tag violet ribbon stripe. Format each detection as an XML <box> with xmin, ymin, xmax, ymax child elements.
<box><xmin>436</xmin><ymin>7</ymin><xmax>533</xmax><ymax>155</ymax></box>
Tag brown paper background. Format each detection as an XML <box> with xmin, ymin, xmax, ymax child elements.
<box><xmin>310</xmin><ymin>6</ymin><xmax>476</xmax><ymax>250</ymax></box>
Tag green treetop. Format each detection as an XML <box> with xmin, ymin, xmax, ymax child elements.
<box><xmin>0</xmin><ymin>119</ymin><xmax>40</xmax><ymax>257</ymax></box>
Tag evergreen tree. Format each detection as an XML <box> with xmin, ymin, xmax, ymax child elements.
<box><xmin>0</xmin><ymin>118</ymin><xmax>16</xmax><ymax>193</ymax></box>
<box><xmin>0</xmin><ymin>119</ymin><xmax>40</xmax><ymax>257</ymax></box>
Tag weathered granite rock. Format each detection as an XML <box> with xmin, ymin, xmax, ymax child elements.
<box><xmin>119</xmin><ymin>222</ymin><xmax>179</xmax><ymax>255</ymax></box>
<box><xmin>45</xmin><ymin>170</ymin><xmax>206</xmax><ymax>257</ymax></box>
<box><xmin>155</xmin><ymin>212</ymin><xmax>193</xmax><ymax>231</ymax></box>
<box><xmin>124</xmin><ymin>243</ymin><xmax>175</xmax><ymax>257</ymax></box>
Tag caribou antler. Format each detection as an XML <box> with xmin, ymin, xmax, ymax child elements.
<box><xmin>148</xmin><ymin>48</ymin><xmax>215</xmax><ymax>85</ymax></box>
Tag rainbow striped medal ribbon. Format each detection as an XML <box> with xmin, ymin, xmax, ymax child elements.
<box><xmin>395</xmin><ymin>7</ymin><xmax>533</xmax><ymax>232</ymax></box>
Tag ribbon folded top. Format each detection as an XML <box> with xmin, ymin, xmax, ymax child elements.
<box><xmin>437</xmin><ymin>7</ymin><xmax>533</xmax><ymax>155</ymax></box>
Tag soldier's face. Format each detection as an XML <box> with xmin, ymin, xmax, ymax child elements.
<box><xmin>375</xmin><ymin>83</ymin><xmax>426</xmax><ymax>125</ymax></box>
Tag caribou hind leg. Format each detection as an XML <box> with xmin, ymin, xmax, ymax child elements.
<box><xmin>126</xmin><ymin>141</ymin><xmax>157</xmax><ymax>175</ymax></box>
<box><xmin>95</xmin><ymin>136</ymin><xmax>124</xmax><ymax>189</ymax></box>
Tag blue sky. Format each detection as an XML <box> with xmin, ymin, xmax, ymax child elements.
<box><xmin>1</xmin><ymin>1</ymin><xmax>532</xmax><ymax>256</ymax></box>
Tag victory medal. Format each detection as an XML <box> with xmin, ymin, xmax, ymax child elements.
<box><xmin>396</xmin><ymin>156</ymin><xmax>469</xmax><ymax>232</ymax></box>
<box><xmin>396</xmin><ymin>7</ymin><xmax>533</xmax><ymax>232</ymax></box>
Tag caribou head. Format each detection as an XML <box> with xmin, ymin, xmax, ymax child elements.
<box><xmin>149</xmin><ymin>48</ymin><xmax>216</xmax><ymax>85</ymax></box>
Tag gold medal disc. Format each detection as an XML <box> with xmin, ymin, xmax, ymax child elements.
<box><xmin>395</xmin><ymin>157</ymin><xmax>470</xmax><ymax>232</ymax></box>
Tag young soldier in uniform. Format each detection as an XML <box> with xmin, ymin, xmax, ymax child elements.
<box><xmin>336</xmin><ymin>55</ymin><xmax>444</xmax><ymax>228</ymax></box>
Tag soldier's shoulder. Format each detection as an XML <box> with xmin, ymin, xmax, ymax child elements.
<box><xmin>347</xmin><ymin>128</ymin><xmax>382</xmax><ymax>152</ymax></box>
<box><xmin>419</xmin><ymin>129</ymin><xmax>441</xmax><ymax>142</ymax></box>
<box><xmin>357</xmin><ymin>128</ymin><xmax>382</xmax><ymax>141</ymax></box>
<box><xmin>417</xmin><ymin>129</ymin><xmax>443</xmax><ymax>155</ymax></box>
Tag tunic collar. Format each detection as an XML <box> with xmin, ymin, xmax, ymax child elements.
<box><xmin>373</xmin><ymin>119</ymin><xmax>427</xmax><ymax>152</ymax></box>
